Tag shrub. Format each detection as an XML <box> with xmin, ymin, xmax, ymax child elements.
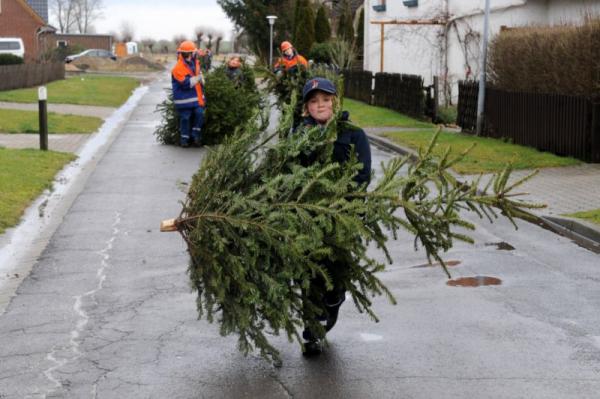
<box><xmin>314</xmin><ymin>5</ymin><xmax>331</xmax><ymax>43</ymax></box>
<box><xmin>308</xmin><ymin>42</ymin><xmax>332</xmax><ymax>64</ymax></box>
<box><xmin>436</xmin><ymin>106</ymin><xmax>457</xmax><ymax>125</ymax></box>
<box><xmin>293</xmin><ymin>0</ymin><xmax>316</xmax><ymax>56</ymax></box>
<box><xmin>0</xmin><ymin>54</ymin><xmax>24</xmax><ymax>65</ymax></box>
<box><xmin>329</xmin><ymin>39</ymin><xmax>356</xmax><ymax>70</ymax></box>
<box><xmin>488</xmin><ymin>17</ymin><xmax>600</xmax><ymax>97</ymax></box>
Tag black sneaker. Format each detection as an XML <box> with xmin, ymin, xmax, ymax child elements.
<box><xmin>302</xmin><ymin>340</ymin><xmax>323</xmax><ymax>357</ymax></box>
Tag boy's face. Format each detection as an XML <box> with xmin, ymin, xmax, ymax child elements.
<box><xmin>307</xmin><ymin>91</ymin><xmax>334</xmax><ymax>124</ymax></box>
<box><xmin>283</xmin><ymin>47</ymin><xmax>294</xmax><ymax>57</ymax></box>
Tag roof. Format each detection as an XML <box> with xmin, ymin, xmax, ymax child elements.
<box><xmin>15</xmin><ymin>0</ymin><xmax>45</xmax><ymax>25</ymax></box>
<box><xmin>53</xmin><ymin>33</ymin><xmax>114</xmax><ymax>38</ymax></box>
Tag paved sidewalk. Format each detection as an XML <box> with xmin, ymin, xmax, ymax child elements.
<box><xmin>0</xmin><ymin>101</ymin><xmax>115</xmax><ymax>118</ymax></box>
<box><xmin>0</xmin><ymin>133</ymin><xmax>89</xmax><ymax>152</ymax></box>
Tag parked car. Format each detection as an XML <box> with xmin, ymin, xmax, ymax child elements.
<box><xmin>0</xmin><ymin>37</ymin><xmax>25</xmax><ymax>58</ymax></box>
<box><xmin>65</xmin><ymin>49</ymin><xmax>117</xmax><ymax>63</ymax></box>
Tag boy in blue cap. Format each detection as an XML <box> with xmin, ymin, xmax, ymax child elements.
<box><xmin>295</xmin><ymin>77</ymin><xmax>372</xmax><ymax>356</ymax></box>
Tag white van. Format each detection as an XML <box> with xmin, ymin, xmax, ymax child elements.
<box><xmin>0</xmin><ymin>38</ymin><xmax>25</xmax><ymax>58</ymax></box>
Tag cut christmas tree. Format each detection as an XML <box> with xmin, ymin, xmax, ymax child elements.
<box><xmin>161</xmin><ymin>97</ymin><xmax>542</xmax><ymax>364</ymax></box>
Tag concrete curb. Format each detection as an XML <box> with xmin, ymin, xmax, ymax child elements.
<box><xmin>366</xmin><ymin>132</ymin><xmax>600</xmax><ymax>253</ymax></box>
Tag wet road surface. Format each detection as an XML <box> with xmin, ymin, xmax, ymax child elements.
<box><xmin>0</xmin><ymin>73</ymin><xmax>599</xmax><ymax>398</ymax></box>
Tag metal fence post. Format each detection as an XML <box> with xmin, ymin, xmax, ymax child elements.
<box><xmin>38</xmin><ymin>86</ymin><xmax>48</xmax><ymax>151</ymax></box>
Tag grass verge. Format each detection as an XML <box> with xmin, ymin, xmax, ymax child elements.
<box><xmin>564</xmin><ymin>209</ymin><xmax>600</xmax><ymax>226</ymax></box>
<box><xmin>381</xmin><ymin>129</ymin><xmax>580</xmax><ymax>174</ymax></box>
<box><xmin>0</xmin><ymin>75</ymin><xmax>139</xmax><ymax>107</ymax></box>
<box><xmin>342</xmin><ymin>98</ymin><xmax>433</xmax><ymax>128</ymax></box>
<box><xmin>0</xmin><ymin>109</ymin><xmax>102</xmax><ymax>133</ymax></box>
<box><xmin>0</xmin><ymin>148</ymin><xmax>76</xmax><ymax>234</ymax></box>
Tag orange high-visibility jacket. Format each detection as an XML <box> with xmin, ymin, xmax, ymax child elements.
<box><xmin>275</xmin><ymin>54</ymin><xmax>308</xmax><ymax>71</ymax></box>
<box><xmin>171</xmin><ymin>55</ymin><xmax>206</xmax><ymax>109</ymax></box>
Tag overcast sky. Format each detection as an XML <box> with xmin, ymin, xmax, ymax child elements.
<box><xmin>93</xmin><ymin>0</ymin><xmax>234</xmax><ymax>41</ymax></box>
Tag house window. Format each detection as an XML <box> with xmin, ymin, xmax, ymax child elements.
<box><xmin>57</xmin><ymin>40</ymin><xmax>67</xmax><ymax>48</ymax></box>
<box><xmin>372</xmin><ymin>0</ymin><xmax>386</xmax><ymax>12</ymax></box>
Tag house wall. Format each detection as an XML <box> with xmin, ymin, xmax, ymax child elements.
<box><xmin>364</xmin><ymin>0</ymin><xmax>600</xmax><ymax>103</ymax></box>
<box><xmin>0</xmin><ymin>0</ymin><xmax>44</xmax><ymax>62</ymax></box>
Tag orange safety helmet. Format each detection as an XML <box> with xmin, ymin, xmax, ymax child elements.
<box><xmin>177</xmin><ymin>40</ymin><xmax>197</xmax><ymax>53</ymax></box>
<box><xmin>280</xmin><ymin>41</ymin><xmax>293</xmax><ymax>52</ymax></box>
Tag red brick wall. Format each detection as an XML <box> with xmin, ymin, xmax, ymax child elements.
<box><xmin>45</xmin><ymin>34</ymin><xmax>113</xmax><ymax>52</ymax></box>
<box><xmin>0</xmin><ymin>0</ymin><xmax>44</xmax><ymax>62</ymax></box>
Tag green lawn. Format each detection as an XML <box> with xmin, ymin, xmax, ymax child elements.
<box><xmin>0</xmin><ymin>148</ymin><xmax>76</xmax><ymax>234</ymax></box>
<box><xmin>342</xmin><ymin>98</ymin><xmax>433</xmax><ymax>128</ymax></box>
<box><xmin>0</xmin><ymin>75</ymin><xmax>140</xmax><ymax>107</ymax></box>
<box><xmin>382</xmin><ymin>129</ymin><xmax>580</xmax><ymax>174</ymax></box>
<box><xmin>564</xmin><ymin>209</ymin><xmax>600</xmax><ymax>225</ymax></box>
<box><xmin>0</xmin><ymin>109</ymin><xmax>102</xmax><ymax>133</ymax></box>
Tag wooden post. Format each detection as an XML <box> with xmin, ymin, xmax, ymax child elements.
<box><xmin>433</xmin><ymin>75</ymin><xmax>439</xmax><ymax>122</ymax></box>
<box><xmin>370</xmin><ymin>19</ymin><xmax>446</xmax><ymax>75</ymax></box>
<box><xmin>380</xmin><ymin>23</ymin><xmax>385</xmax><ymax>73</ymax></box>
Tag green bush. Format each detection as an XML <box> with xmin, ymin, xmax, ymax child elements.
<box><xmin>314</xmin><ymin>5</ymin><xmax>331</xmax><ymax>43</ymax></box>
<box><xmin>0</xmin><ymin>54</ymin><xmax>24</xmax><ymax>65</ymax></box>
<box><xmin>154</xmin><ymin>63</ymin><xmax>261</xmax><ymax>146</ymax></box>
<box><xmin>308</xmin><ymin>42</ymin><xmax>332</xmax><ymax>64</ymax></box>
<box><xmin>293</xmin><ymin>0</ymin><xmax>316</xmax><ymax>56</ymax></box>
<box><xmin>436</xmin><ymin>106</ymin><xmax>457</xmax><ymax>125</ymax></box>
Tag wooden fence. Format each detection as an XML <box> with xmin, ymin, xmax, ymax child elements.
<box><xmin>0</xmin><ymin>62</ymin><xmax>65</xmax><ymax>91</ymax></box>
<box><xmin>343</xmin><ymin>70</ymin><xmax>428</xmax><ymax>119</ymax></box>
<box><xmin>457</xmin><ymin>81</ymin><xmax>600</xmax><ymax>163</ymax></box>
<box><xmin>343</xmin><ymin>70</ymin><xmax>373</xmax><ymax>104</ymax></box>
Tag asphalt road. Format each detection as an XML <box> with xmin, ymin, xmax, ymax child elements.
<box><xmin>0</xmin><ymin>73</ymin><xmax>599</xmax><ymax>399</ymax></box>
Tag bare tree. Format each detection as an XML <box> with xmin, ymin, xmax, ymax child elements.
<box><xmin>206</xmin><ymin>32</ymin><xmax>214</xmax><ymax>50</ymax></box>
<box><xmin>215</xmin><ymin>34</ymin><xmax>224</xmax><ymax>55</ymax></box>
<box><xmin>73</xmin><ymin>0</ymin><xmax>104</xmax><ymax>34</ymax></box>
<box><xmin>141</xmin><ymin>38</ymin><xmax>156</xmax><ymax>53</ymax></box>
<box><xmin>194</xmin><ymin>27</ymin><xmax>205</xmax><ymax>49</ymax></box>
<box><xmin>173</xmin><ymin>35</ymin><xmax>187</xmax><ymax>48</ymax></box>
<box><xmin>157</xmin><ymin>40</ymin><xmax>173</xmax><ymax>54</ymax></box>
<box><xmin>50</xmin><ymin>0</ymin><xmax>76</xmax><ymax>33</ymax></box>
<box><xmin>120</xmin><ymin>20</ymin><xmax>135</xmax><ymax>43</ymax></box>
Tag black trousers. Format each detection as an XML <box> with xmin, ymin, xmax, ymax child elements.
<box><xmin>302</xmin><ymin>259</ymin><xmax>348</xmax><ymax>341</ymax></box>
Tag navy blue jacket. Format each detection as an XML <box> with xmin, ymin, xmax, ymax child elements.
<box><xmin>297</xmin><ymin>113</ymin><xmax>372</xmax><ymax>186</ymax></box>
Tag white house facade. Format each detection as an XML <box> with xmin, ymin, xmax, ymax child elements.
<box><xmin>363</xmin><ymin>0</ymin><xmax>600</xmax><ymax>102</ymax></box>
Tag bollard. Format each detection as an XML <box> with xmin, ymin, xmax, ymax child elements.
<box><xmin>38</xmin><ymin>86</ymin><xmax>48</xmax><ymax>151</ymax></box>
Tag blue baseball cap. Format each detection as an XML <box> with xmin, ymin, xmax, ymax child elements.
<box><xmin>302</xmin><ymin>77</ymin><xmax>337</xmax><ymax>101</ymax></box>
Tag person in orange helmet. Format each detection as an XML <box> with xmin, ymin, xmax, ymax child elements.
<box><xmin>171</xmin><ymin>40</ymin><xmax>206</xmax><ymax>147</ymax></box>
<box><xmin>274</xmin><ymin>41</ymin><xmax>308</xmax><ymax>74</ymax></box>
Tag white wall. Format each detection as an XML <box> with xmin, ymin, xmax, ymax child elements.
<box><xmin>547</xmin><ymin>0</ymin><xmax>600</xmax><ymax>24</ymax></box>
<box><xmin>364</xmin><ymin>0</ymin><xmax>600</xmax><ymax>103</ymax></box>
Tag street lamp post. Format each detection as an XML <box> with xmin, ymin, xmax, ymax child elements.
<box><xmin>266</xmin><ymin>15</ymin><xmax>277</xmax><ymax>69</ymax></box>
<box><xmin>476</xmin><ymin>0</ymin><xmax>491</xmax><ymax>136</ymax></box>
